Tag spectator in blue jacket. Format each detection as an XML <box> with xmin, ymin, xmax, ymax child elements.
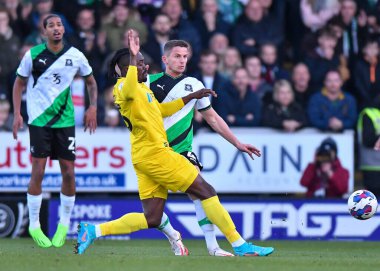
<box><xmin>214</xmin><ymin>67</ymin><xmax>261</xmax><ymax>127</ymax></box>
<box><xmin>308</xmin><ymin>70</ymin><xmax>357</xmax><ymax>131</ymax></box>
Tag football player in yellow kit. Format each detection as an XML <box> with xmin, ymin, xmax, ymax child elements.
<box><xmin>75</xmin><ymin>30</ymin><xmax>274</xmax><ymax>257</ymax></box>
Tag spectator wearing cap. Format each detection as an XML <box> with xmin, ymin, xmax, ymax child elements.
<box><xmin>101</xmin><ymin>3</ymin><xmax>148</xmax><ymax>52</ymax></box>
<box><xmin>300</xmin><ymin>137</ymin><xmax>349</xmax><ymax>198</ymax></box>
<box><xmin>214</xmin><ymin>67</ymin><xmax>261</xmax><ymax>127</ymax></box>
<box><xmin>261</xmin><ymin>80</ymin><xmax>307</xmax><ymax>132</ymax></box>
<box><xmin>308</xmin><ymin>70</ymin><xmax>357</xmax><ymax>131</ymax></box>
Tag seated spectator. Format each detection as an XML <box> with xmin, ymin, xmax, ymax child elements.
<box><xmin>259</xmin><ymin>42</ymin><xmax>289</xmax><ymax>85</ymax></box>
<box><xmin>232</xmin><ymin>0</ymin><xmax>283</xmax><ymax>57</ymax></box>
<box><xmin>4</xmin><ymin>0</ymin><xmax>32</xmax><ymax>39</ymax></box>
<box><xmin>357</xmin><ymin>96</ymin><xmax>380</xmax><ymax>198</ymax></box>
<box><xmin>193</xmin><ymin>50</ymin><xmax>231</xmax><ymax>105</ymax></box>
<box><xmin>192</xmin><ymin>0</ymin><xmax>231</xmax><ymax>49</ymax></box>
<box><xmin>300</xmin><ymin>137</ymin><xmax>349</xmax><ymax>198</ymax></box>
<box><xmin>24</xmin><ymin>13</ymin><xmax>48</xmax><ymax>45</ymax></box>
<box><xmin>162</xmin><ymin>0</ymin><xmax>201</xmax><ymax>72</ymax></box>
<box><xmin>304</xmin><ymin>27</ymin><xmax>340</xmax><ymax>91</ymax></box>
<box><xmin>28</xmin><ymin>0</ymin><xmax>73</xmax><ymax>34</ymax></box>
<box><xmin>300</xmin><ymin>0</ymin><xmax>340</xmax><ymax>32</ymax></box>
<box><xmin>244</xmin><ymin>55</ymin><xmax>272</xmax><ymax>103</ymax></box>
<box><xmin>214</xmin><ymin>67</ymin><xmax>261</xmax><ymax>127</ymax></box>
<box><xmin>291</xmin><ymin>62</ymin><xmax>312</xmax><ymax>108</ymax></box>
<box><xmin>261</xmin><ymin>80</ymin><xmax>307</xmax><ymax>132</ymax></box>
<box><xmin>208</xmin><ymin>32</ymin><xmax>229</xmax><ymax>59</ymax></box>
<box><xmin>308</xmin><ymin>70</ymin><xmax>357</xmax><ymax>131</ymax></box>
<box><xmin>192</xmin><ymin>50</ymin><xmax>232</xmax><ymax>128</ymax></box>
<box><xmin>0</xmin><ymin>8</ymin><xmax>20</xmax><ymax>94</ymax></box>
<box><xmin>218</xmin><ymin>47</ymin><xmax>242</xmax><ymax>79</ymax></box>
<box><xmin>66</xmin><ymin>9</ymin><xmax>109</xmax><ymax>86</ymax></box>
<box><xmin>101</xmin><ymin>3</ymin><xmax>148</xmax><ymax>51</ymax></box>
<box><xmin>142</xmin><ymin>13</ymin><xmax>171</xmax><ymax>70</ymax></box>
<box><xmin>354</xmin><ymin>37</ymin><xmax>380</xmax><ymax>108</ymax></box>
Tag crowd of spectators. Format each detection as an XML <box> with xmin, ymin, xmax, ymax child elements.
<box><xmin>0</xmin><ymin>0</ymin><xmax>380</xmax><ymax>134</ymax></box>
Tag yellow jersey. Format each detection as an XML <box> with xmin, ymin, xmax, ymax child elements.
<box><xmin>113</xmin><ymin>66</ymin><xmax>185</xmax><ymax>164</ymax></box>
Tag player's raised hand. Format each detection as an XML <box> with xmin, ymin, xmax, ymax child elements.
<box><xmin>84</xmin><ymin>105</ymin><xmax>97</xmax><ymax>134</ymax></box>
<box><xmin>236</xmin><ymin>142</ymin><xmax>261</xmax><ymax>160</ymax></box>
<box><xmin>374</xmin><ymin>137</ymin><xmax>380</xmax><ymax>151</ymax></box>
<box><xmin>127</xmin><ymin>29</ymin><xmax>140</xmax><ymax>56</ymax></box>
<box><xmin>12</xmin><ymin>113</ymin><xmax>23</xmax><ymax>140</ymax></box>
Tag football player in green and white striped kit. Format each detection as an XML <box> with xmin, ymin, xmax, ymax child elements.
<box><xmin>147</xmin><ymin>40</ymin><xmax>261</xmax><ymax>256</ymax></box>
<box><xmin>12</xmin><ymin>14</ymin><xmax>98</xmax><ymax>248</ymax></box>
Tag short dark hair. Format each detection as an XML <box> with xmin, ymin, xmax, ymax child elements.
<box><xmin>318</xmin><ymin>27</ymin><xmax>337</xmax><ymax>40</ymax></box>
<box><xmin>200</xmin><ymin>50</ymin><xmax>218</xmax><ymax>62</ymax></box>
<box><xmin>325</xmin><ymin>69</ymin><xmax>342</xmax><ymax>79</ymax></box>
<box><xmin>153</xmin><ymin>12</ymin><xmax>171</xmax><ymax>23</ymax></box>
<box><xmin>163</xmin><ymin>40</ymin><xmax>191</xmax><ymax>56</ymax></box>
<box><xmin>43</xmin><ymin>14</ymin><xmax>61</xmax><ymax>29</ymax></box>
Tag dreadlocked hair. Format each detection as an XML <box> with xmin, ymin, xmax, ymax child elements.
<box><xmin>108</xmin><ymin>48</ymin><xmax>130</xmax><ymax>78</ymax></box>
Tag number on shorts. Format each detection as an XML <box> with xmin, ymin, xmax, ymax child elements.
<box><xmin>68</xmin><ymin>137</ymin><xmax>75</xmax><ymax>151</ymax></box>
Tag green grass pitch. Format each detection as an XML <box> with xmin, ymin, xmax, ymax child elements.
<box><xmin>0</xmin><ymin>239</ymin><xmax>378</xmax><ymax>271</ymax></box>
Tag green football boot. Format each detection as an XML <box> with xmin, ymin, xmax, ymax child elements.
<box><xmin>29</xmin><ymin>227</ymin><xmax>52</xmax><ymax>248</ymax></box>
<box><xmin>52</xmin><ymin>223</ymin><xmax>69</xmax><ymax>248</ymax></box>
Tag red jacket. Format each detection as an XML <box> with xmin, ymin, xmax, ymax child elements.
<box><xmin>300</xmin><ymin>158</ymin><xmax>349</xmax><ymax>198</ymax></box>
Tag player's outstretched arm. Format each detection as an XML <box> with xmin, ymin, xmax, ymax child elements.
<box><xmin>84</xmin><ymin>74</ymin><xmax>98</xmax><ymax>134</ymax></box>
<box><xmin>201</xmin><ymin>108</ymin><xmax>261</xmax><ymax>160</ymax></box>
<box><xmin>12</xmin><ymin>76</ymin><xmax>27</xmax><ymax>140</ymax></box>
<box><xmin>182</xmin><ymin>89</ymin><xmax>217</xmax><ymax>104</ymax></box>
<box><xmin>158</xmin><ymin>89</ymin><xmax>217</xmax><ymax>117</ymax></box>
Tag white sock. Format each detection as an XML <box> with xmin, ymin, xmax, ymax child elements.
<box><xmin>157</xmin><ymin>213</ymin><xmax>178</xmax><ymax>240</ymax></box>
<box><xmin>27</xmin><ymin>193</ymin><xmax>42</xmax><ymax>230</ymax></box>
<box><xmin>231</xmin><ymin>237</ymin><xmax>246</xmax><ymax>247</ymax></box>
<box><xmin>95</xmin><ymin>225</ymin><xmax>102</xmax><ymax>238</ymax></box>
<box><xmin>59</xmin><ymin>193</ymin><xmax>75</xmax><ymax>227</ymax></box>
<box><xmin>193</xmin><ymin>199</ymin><xmax>219</xmax><ymax>251</ymax></box>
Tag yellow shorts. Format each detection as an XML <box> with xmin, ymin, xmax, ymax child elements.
<box><xmin>134</xmin><ymin>149</ymin><xmax>198</xmax><ymax>200</ymax></box>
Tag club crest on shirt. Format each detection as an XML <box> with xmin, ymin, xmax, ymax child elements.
<box><xmin>65</xmin><ymin>59</ymin><xmax>73</xmax><ymax>66</ymax></box>
<box><xmin>184</xmin><ymin>84</ymin><xmax>193</xmax><ymax>92</ymax></box>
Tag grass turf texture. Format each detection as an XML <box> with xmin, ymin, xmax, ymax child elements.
<box><xmin>0</xmin><ymin>239</ymin><xmax>378</xmax><ymax>271</ymax></box>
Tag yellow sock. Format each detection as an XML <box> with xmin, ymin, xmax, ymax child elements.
<box><xmin>201</xmin><ymin>196</ymin><xmax>242</xmax><ymax>244</ymax></box>
<box><xmin>100</xmin><ymin>213</ymin><xmax>148</xmax><ymax>236</ymax></box>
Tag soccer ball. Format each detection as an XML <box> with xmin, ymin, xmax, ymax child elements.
<box><xmin>347</xmin><ymin>190</ymin><xmax>378</xmax><ymax>220</ymax></box>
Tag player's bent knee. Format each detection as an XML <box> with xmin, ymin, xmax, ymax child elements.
<box><xmin>145</xmin><ymin>215</ymin><xmax>162</xmax><ymax>228</ymax></box>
